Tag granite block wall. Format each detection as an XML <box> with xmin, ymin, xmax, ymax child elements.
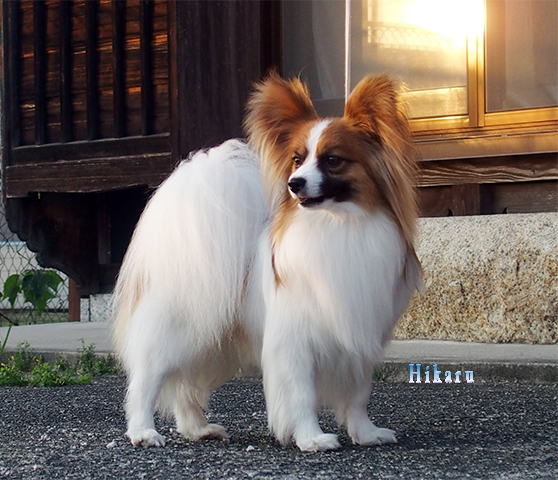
<box><xmin>395</xmin><ymin>213</ymin><xmax>558</xmax><ymax>344</ymax></box>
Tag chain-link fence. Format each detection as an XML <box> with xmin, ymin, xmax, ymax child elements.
<box><xmin>0</xmin><ymin>198</ymin><xmax>69</xmax><ymax>327</ymax></box>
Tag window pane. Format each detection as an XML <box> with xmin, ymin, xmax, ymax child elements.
<box><xmin>350</xmin><ymin>0</ymin><xmax>470</xmax><ymax>118</ymax></box>
<box><xmin>486</xmin><ymin>0</ymin><xmax>558</xmax><ymax>112</ymax></box>
<box><xmin>282</xmin><ymin>1</ymin><xmax>346</xmax><ymax>116</ymax></box>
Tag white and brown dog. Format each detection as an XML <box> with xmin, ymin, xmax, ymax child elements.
<box><xmin>113</xmin><ymin>73</ymin><xmax>422</xmax><ymax>452</ymax></box>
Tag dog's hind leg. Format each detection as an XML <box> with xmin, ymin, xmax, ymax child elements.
<box><xmin>125</xmin><ymin>363</ymin><xmax>169</xmax><ymax>447</ymax></box>
<box><xmin>174</xmin><ymin>391</ymin><xmax>229</xmax><ymax>442</ymax></box>
<box><xmin>121</xmin><ymin>299</ymin><xmax>180</xmax><ymax>447</ymax></box>
<box><xmin>171</xmin><ymin>345</ymin><xmax>244</xmax><ymax>442</ymax></box>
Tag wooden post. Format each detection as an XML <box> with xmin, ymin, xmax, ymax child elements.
<box><xmin>451</xmin><ymin>184</ymin><xmax>481</xmax><ymax>216</ymax></box>
<box><xmin>68</xmin><ymin>278</ymin><xmax>81</xmax><ymax>322</ymax></box>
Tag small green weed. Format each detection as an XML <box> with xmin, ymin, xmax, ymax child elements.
<box><xmin>0</xmin><ymin>363</ymin><xmax>27</xmax><ymax>386</ymax></box>
<box><xmin>0</xmin><ymin>340</ymin><xmax>119</xmax><ymax>387</ymax></box>
<box><xmin>28</xmin><ymin>363</ymin><xmax>91</xmax><ymax>387</ymax></box>
<box><xmin>373</xmin><ymin>368</ymin><xmax>391</xmax><ymax>382</ymax></box>
<box><xmin>10</xmin><ymin>341</ymin><xmax>42</xmax><ymax>372</ymax></box>
<box><xmin>75</xmin><ymin>339</ymin><xmax>119</xmax><ymax>377</ymax></box>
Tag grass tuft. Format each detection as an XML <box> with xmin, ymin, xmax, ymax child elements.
<box><xmin>0</xmin><ymin>339</ymin><xmax>119</xmax><ymax>387</ymax></box>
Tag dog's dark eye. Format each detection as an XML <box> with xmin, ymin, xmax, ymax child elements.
<box><xmin>293</xmin><ymin>156</ymin><xmax>303</xmax><ymax>168</ymax></box>
<box><xmin>325</xmin><ymin>155</ymin><xmax>342</xmax><ymax>168</ymax></box>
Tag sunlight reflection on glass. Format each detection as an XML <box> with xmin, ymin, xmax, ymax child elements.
<box><xmin>353</xmin><ymin>0</ymin><xmax>484</xmax><ymax>118</ymax></box>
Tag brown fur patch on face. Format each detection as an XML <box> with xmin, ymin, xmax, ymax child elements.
<box><xmin>314</xmin><ymin>119</ymin><xmax>383</xmax><ymax>212</ymax></box>
<box><xmin>286</xmin><ymin>122</ymin><xmax>316</xmax><ymax>167</ymax></box>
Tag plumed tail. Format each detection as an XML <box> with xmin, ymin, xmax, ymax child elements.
<box><xmin>112</xmin><ymin>140</ymin><xmax>267</xmax><ymax>359</ymax></box>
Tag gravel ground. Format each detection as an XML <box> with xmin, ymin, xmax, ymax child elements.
<box><xmin>0</xmin><ymin>376</ymin><xmax>556</xmax><ymax>479</ymax></box>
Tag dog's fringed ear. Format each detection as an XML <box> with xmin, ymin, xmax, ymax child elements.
<box><xmin>245</xmin><ymin>73</ymin><xmax>318</xmax><ymax>203</ymax></box>
<box><xmin>344</xmin><ymin>75</ymin><xmax>417</xmax><ymax>245</ymax></box>
<box><xmin>344</xmin><ymin>75</ymin><xmax>410</xmax><ymax>142</ymax></box>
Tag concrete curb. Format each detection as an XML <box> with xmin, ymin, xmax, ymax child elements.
<box><xmin>1</xmin><ymin>323</ymin><xmax>556</xmax><ymax>383</ymax></box>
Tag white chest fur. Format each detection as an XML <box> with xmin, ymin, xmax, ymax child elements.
<box><xmin>268</xmin><ymin>206</ymin><xmax>406</xmax><ymax>360</ymax></box>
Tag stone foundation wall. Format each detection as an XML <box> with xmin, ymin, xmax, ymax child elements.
<box><xmin>395</xmin><ymin>213</ymin><xmax>558</xmax><ymax>344</ymax></box>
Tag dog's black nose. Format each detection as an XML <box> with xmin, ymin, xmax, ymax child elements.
<box><xmin>288</xmin><ymin>177</ymin><xmax>306</xmax><ymax>194</ymax></box>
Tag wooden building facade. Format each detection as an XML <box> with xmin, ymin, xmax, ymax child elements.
<box><xmin>1</xmin><ymin>0</ymin><xmax>556</xmax><ymax>296</ymax></box>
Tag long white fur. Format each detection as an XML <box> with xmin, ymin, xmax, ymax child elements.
<box><xmin>113</xmin><ymin>140</ymin><xmax>267</xmax><ymax>446</ymax></box>
<box><xmin>260</xmin><ymin>205</ymin><xmax>412</xmax><ymax>450</ymax></box>
<box><xmin>114</xmin><ymin>134</ymin><xmax>420</xmax><ymax>451</ymax></box>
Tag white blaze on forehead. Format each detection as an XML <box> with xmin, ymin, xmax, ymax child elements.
<box><xmin>288</xmin><ymin>120</ymin><xmax>331</xmax><ymax>199</ymax></box>
<box><xmin>305</xmin><ymin>120</ymin><xmax>331</xmax><ymax>160</ymax></box>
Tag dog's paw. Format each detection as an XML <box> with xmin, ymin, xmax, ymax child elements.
<box><xmin>296</xmin><ymin>433</ymin><xmax>340</xmax><ymax>452</ymax></box>
<box><xmin>351</xmin><ymin>426</ymin><xmax>397</xmax><ymax>446</ymax></box>
<box><xmin>128</xmin><ymin>428</ymin><xmax>166</xmax><ymax>447</ymax></box>
<box><xmin>181</xmin><ymin>423</ymin><xmax>229</xmax><ymax>442</ymax></box>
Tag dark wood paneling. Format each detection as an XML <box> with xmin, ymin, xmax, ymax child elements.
<box><xmin>68</xmin><ymin>278</ymin><xmax>81</xmax><ymax>321</ymax></box>
<box><xmin>5</xmin><ymin>152</ymin><xmax>173</xmax><ymax>197</ymax></box>
<box><xmin>451</xmin><ymin>184</ymin><xmax>481</xmax><ymax>215</ymax></box>
<box><xmin>96</xmin><ymin>193</ymin><xmax>111</xmax><ymax>265</ymax></box>
<box><xmin>10</xmin><ymin>133</ymin><xmax>170</xmax><ymax>164</ymax></box>
<box><xmin>419</xmin><ymin>180</ymin><xmax>558</xmax><ymax>217</ymax></box>
<box><xmin>107</xmin><ymin>187</ymin><xmax>149</xmax><ymax>264</ymax></box>
<box><xmin>5</xmin><ymin>194</ymin><xmax>100</xmax><ymax>294</ymax></box>
<box><xmin>3</xmin><ymin>1</ymin><xmax>22</xmax><ymax>149</ymax></box>
<box><xmin>85</xmin><ymin>0</ymin><xmax>99</xmax><ymax>140</ymax></box>
<box><xmin>112</xmin><ymin>0</ymin><xmax>126</xmax><ymax>137</ymax></box>
<box><xmin>60</xmin><ymin>0</ymin><xmax>73</xmax><ymax>142</ymax></box>
<box><xmin>5</xmin><ymin>133</ymin><xmax>173</xmax><ymax>197</ymax></box>
<box><xmin>417</xmin><ymin>152</ymin><xmax>558</xmax><ymax>187</ymax></box>
<box><xmin>34</xmin><ymin>1</ymin><xmax>48</xmax><ymax>144</ymax></box>
<box><xmin>481</xmin><ymin>181</ymin><xmax>558</xmax><ymax>214</ymax></box>
<box><xmin>418</xmin><ymin>185</ymin><xmax>484</xmax><ymax>217</ymax></box>
<box><xmin>140</xmin><ymin>0</ymin><xmax>153</xmax><ymax>136</ymax></box>
<box><xmin>260</xmin><ymin>0</ymin><xmax>282</xmax><ymax>72</ymax></box>
<box><xmin>169</xmin><ymin>0</ymin><xmax>275</xmax><ymax>161</ymax></box>
<box><xmin>418</xmin><ymin>186</ymin><xmax>454</xmax><ymax>217</ymax></box>
<box><xmin>11</xmin><ymin>0</ymin><xmax>169</xmax><ymax>145</ymax></box>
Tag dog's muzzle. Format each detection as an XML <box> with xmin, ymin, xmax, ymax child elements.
<box><xmin>288</xmin><ymin>177</ymin><xmax>325</xmax><ymax>207</ymax></box>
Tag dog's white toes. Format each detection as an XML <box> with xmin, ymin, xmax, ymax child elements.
<box><xmin>182</xmin><ymin>423</ymin><xmax>229</xmax><ymax>442</ymax></box>
<box><xmin>296</xmin><ymin>433</ymin><xmax>340</xmax><ymax>452</ymax></box>
<box><xmin>128</xmin><ymin>428</ymin><xmax>166</xmax><ymax>447</ymax></box>
<box><xmin>352</xmin><ymin>426</ymin><xmax>397</xmax><ymax>446</ymax></box>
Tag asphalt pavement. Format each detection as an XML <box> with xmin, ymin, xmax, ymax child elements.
<box><xmin>0</xmin><ymin>322</ymin><xmax>557</xmax><ymax>479</ymax></box>
<box><xmin>0</xmin><ymin>376</ymin><xmax>557</xmax><ymax>479</ymax></box>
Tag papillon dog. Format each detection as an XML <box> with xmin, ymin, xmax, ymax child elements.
<box><xmin>113</xmin><ymin>73</ymin><xmax>422</xmax><ymax>452</ymax></box>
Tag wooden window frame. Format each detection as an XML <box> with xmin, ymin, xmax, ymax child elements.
<box><xmin>292</xmin><ymin>0</ymin><xmax>557</xmax><ymax>162</ymax></box>
<box><xmin>406</xmin><ymin>1</ymin><xmax>558</xmax><ymax>161</ymax></box>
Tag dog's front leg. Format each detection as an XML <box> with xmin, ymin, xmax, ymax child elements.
<box><xmin>340</xmin><ymin>378</ymin><xmax>398</xmax><ymax>447</ymax></box>
<box><xmin>262</xmin><ymin>326</ymin><xmax>340</xmax><ymax>452</ymax></box>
